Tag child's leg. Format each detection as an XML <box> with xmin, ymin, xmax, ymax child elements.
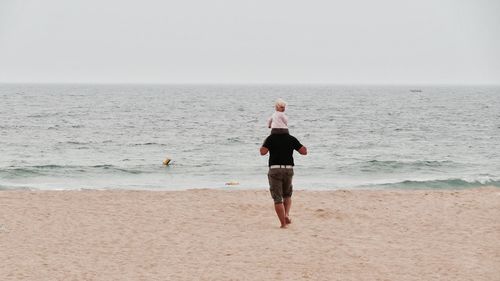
<box><xmin>271</xmin><ymin>128</ymin><xmax>289</xmax><ymax>134</ymax></box>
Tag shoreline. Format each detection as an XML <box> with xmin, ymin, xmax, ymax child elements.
<box><xmin>1</xmin><ymin>184</ymin><xmax>499</xmax><ymax>192</ymax></box>
<box><xmin>1</xmin><ymin>188</ymin><xmax>499</xmax><ymax>280</ymax></box>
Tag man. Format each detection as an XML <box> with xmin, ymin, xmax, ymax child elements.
<box><xmin>260</xmin><ymin>133</ymin><xmax>307</xmax><ymax>228</ymax></box>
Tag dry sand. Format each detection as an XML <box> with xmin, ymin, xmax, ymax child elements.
<box><xmin>1</xmin><ymin>188</ymin><xmax>499</xmax><ymax>281</ymax></box>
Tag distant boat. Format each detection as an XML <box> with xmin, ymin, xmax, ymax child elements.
<box><xmin>409</xmin><ymin>89</ymin><xmax>423</xmax><ymax>93</ymax></box>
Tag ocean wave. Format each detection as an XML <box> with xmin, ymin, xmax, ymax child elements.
<box><xmin>61</xmin><ymin>141</ymin><xmax>91</xmax><ymax>145</ymax></box>
<box><xmin>0</xmin><ymin>184</ymin><xmax>34</xmax><ymax>191</ymax></box>
<box><xmin>91</xmin><ymin>164</ymin><xmax>144</xmax><ymax>174</ymax></box>
<box><xmin>131</xmin><ymin>142</ymin><xmax>166</xmax><ymax>146</ymax></box>
<box><xmin>341</xmin><ymin>160</ymin><xmax>462</xmax><ymax>173</ymax></box>
<box><xmin>0</xmin><ymin>164</ymin><xmax>151</xmax><ymax>178</ymax></box>
<box><xmin>58</xmin><ymin>140</ymin><xmax>114</xmax><ymax>145</ymax></box>
<box><xmin>368</xmin><ymin>178</ymin><xmax>500</xmax><ymax>189</ymax></box>
<box><xmin>226</xmin><ymin>137</ymin><xmax>242</xmax><ymax>143</ymax></box>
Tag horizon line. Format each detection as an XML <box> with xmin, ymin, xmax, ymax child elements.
<box><xmin>1</xmin><ymin>81</ymin><xmax>500</xmax><ymax>87</ymax></box>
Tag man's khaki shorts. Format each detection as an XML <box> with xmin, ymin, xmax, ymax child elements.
<box><xmin>268</xmin><ymin>168</ymin><xmax>294</xmax><ymax>204</ymax></box>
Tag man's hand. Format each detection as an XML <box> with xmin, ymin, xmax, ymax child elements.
<box><xmin>298</xmin><ymin>146</ymin><xmax>307</xmax><ymax>155</ymax></box>
<box><xmin>260</xmin><ymin>147</ymin><xmax>269</xmax><ymax>155</ymax></box>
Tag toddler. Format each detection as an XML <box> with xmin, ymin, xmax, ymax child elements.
<box><xmin>267</xmin><ymin>98</ymin><xmax>289</xmax><ymax>134</ymax></box>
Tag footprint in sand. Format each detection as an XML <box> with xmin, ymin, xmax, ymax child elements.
<box><xmin>315</xmin><ymin>208</ymin><xmax>346</xmax><ymax>220</ymax></box>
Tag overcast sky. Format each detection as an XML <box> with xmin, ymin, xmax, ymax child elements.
<box><xmin>0</xmin><ymin>0</ymin><xmax>499</xmax><ymax>84</ymax></box>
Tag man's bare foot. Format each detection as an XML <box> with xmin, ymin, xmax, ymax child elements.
<box><xmin>280</xmin><ymin>224</ymin><xmax>288</xmax><ymax>229</ymax></box>
<box><xmin>285</xmin><ymin>216</ymin><xmax>292</xmax><ymax>224</ymax></box>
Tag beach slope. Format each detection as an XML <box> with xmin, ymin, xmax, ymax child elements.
<box><xmin>1</xmin><ymin>188</ymin><xmax>499</xmax><ymax>280</ymax></box>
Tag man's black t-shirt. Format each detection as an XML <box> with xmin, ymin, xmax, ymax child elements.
<box><xmin>262</xmin><ymin>134</ymin><xmax>303</xmax><ymax>166</ymax></box>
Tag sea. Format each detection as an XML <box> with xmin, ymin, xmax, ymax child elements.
<box><xmin>1</xmin><ymin>84</ymin><xmax>499</xmax><ymax>191</ymax></box>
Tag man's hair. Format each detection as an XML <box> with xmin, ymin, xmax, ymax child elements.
<box><xmin>275</xmin><ymin>98</ymin><xmax>287</xmax><ymax>108</ymax></box>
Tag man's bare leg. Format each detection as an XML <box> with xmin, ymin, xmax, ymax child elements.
<box><xmin>274</xmin><ymin>203</ymin><xmax>287</xmax><ymax>228</ymax></box>
<box><xmin>284</xmin><ymin>197</ymin><xmax>292</xmax><ymax>224</ymax></box>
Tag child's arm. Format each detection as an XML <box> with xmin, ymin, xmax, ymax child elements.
<box><xmin>267</xmin><ymin>117</ymin><xmax>272</xmax><ymax>128</ymax></box>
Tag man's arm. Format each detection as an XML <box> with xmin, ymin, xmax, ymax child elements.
<box><xmin>260</xmin><ymin>146</ymin><xmax>269</xmax><ymax>155</ymax></box>
<box><xmin>298</xmin><ymin>146</ymin><xmax>307</xmax><ymax>155</ymax></box>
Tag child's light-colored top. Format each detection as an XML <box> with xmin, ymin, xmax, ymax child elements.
<box><xmin>267</xmin><ymin>111</ymin><xmax>288</xmax><ymax>129</ymax></box>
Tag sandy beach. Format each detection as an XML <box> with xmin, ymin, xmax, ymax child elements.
<box><xmin>0</xmin><ymin>188</ymin><xmax>499</xmax><ymax>281</ymax></box>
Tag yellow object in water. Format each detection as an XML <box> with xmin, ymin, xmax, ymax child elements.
<box><xmin>225</xmin><ymin>181</ymin><xmax>239</xmax><ymax>186</ymax></box>
<box><xmin>163</xmin><ymin>158</ymin><xmax>171</xmax><ymax>166</ymax></box>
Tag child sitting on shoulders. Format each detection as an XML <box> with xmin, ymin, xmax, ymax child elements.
<box><xmin>267</xmin><ymin>98</ymin><xmax>289</xmax><ymax>134</ymax></box>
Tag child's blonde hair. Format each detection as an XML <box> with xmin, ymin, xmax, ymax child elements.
<box><xmin>275</xmin><ymin>98</ymin><xmax>287</xmax><ymax>108</ymax></box>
